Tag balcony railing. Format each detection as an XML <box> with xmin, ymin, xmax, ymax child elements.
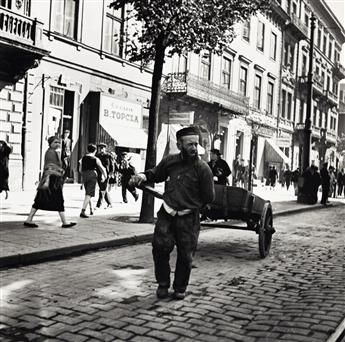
<box><xmin>0</xmin><ymin>6</ymin><xmax>44</xmax><ymax>48</ymax></box>
<box><xmin>286</xmin><ymin>11</ymin><xmax>309</xmax><ymax>40</ymax></box>
<box><xmin>333</xmin><ymin>62</ymin><xmax>345</xmax><ymax>79</ymax></box>
<box><xmin>323</xmin><ymin>90</ymin><xmax>338</xmax><ymax>106</ymax></box>
<box><xmin>163</xmin><ymin>72</ymin><xmax>250</xmax><ymax>115</ymax></box>
<box><xmin>298</xmin><ymin>75</ymin><xmax>324</xmax><ymax>95</ymax></box>
<box><xmin>295</xmin><ymin>123</ymin><xmax>321</xmax><ymax>139</ymax></box>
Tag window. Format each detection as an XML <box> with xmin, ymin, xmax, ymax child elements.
<box><xmin>326</xmin><ymin>76</ymin><xmax>330</xmax><ymax>91</ymax></box>
<box><xmin>313</xmin><ymin>106</ymin><xmax>317</xmax><ymax>126</ymax></box>
<box><xmin>254</xmin><ymin>75</ymin><xmax>262</xmax><ymax>109</ymax></box>
<box><xmin>239</xmin><ymin>66</ymin><xmax>248</xmax><ymax>96</ymax></box>
<box><xmin>200</xmin><ymin>52</ymin><xmax>211</xmax><ymax>80</ymax></box>
<box><xmin>299</xmin><ymin>100</ymin><xmax>304</xmax><ymax>123</ymax></box>
<box><xmin>222</xmin><ymin>57</ymin><xmax>231</xmax><ymax>89</ymax></box>
<box><xmin>257</xmin><ymin>21</ymin><xmax>265</xmax><ymax>51</ymax></box>
<box><xmin>50</xmin><ymin>86</ymin><xmax>64</xmax><ymax>107</ymax></box>
<box><xmin>242</xmin><ymin>20</ymin><xmax>250</xmax><ymax>42</ymax></box>
<box><xmin>284</xmin><ymin>43</ymin><xmax>294</xmax><ymax>69</ymax></box>
<box><xmin>322</xmin><ymin>35</ymin><xmax>327</xmax><ymax>54</ymax></box>
<box><xmin>304</xmin><ymin>13</ymin><xmax>309</xmax><ymax>27</ymax></box>
<box><xmin>270</xmin><ymin>32</ymin><xmax>277</xmax><ymax>60</ymax></box>
<box><xmin>317</xmin><ymin>28</ymin><xmax>321</xmax><ymax>48</ymax></box>
<box><xmin>302</xmin><ymin>55</ymin><xmax>307</xmax><ymax>75</ymax></box>
<box><xmin>328</xmin><ymin>40</ymin><xmax>333</xmax><ymax>59</ymax></box>
<box><xmin>103</xmin><ymin>5</ymin><xmax>124</xmax><ymax>56</ymax></box>
<box><xmin>319</xmin><ymin>111</ymin><xmax>323</xmax><ymax>128</ymax></box>
<box><xmin>267</xmin><ymin>81</ymin><xmax>274</xmax><ymax>115</ymax></box>
<box><xmin>287</xmin><ymin>93</ymin><xmax>292</xmax><ymax>120</ymax></box>
<box><xmin>51</xmin><ymin>0</ymin><xmax>79</xmax><ymax>39</ymax></box>
<box><xmin>281</xmin><ymin>90</ymin><xmax>286</xmax><ymax>118</ymax></box>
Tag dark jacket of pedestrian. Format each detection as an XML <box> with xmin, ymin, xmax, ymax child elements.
<box><xmin>320</xmin><ymin>163</ymin><xmax>330</xmax><ymax>205</ymax></box>
<box><xmin>119</xmin><ymin>153</ymin><xmax>138</xmax><ymax>202</ymax></box>
<box><xmin>207</xmin><ymin>149</ymin><xmax>231</xmax><ymax>185</ymax></box>
<box><xmin>337</xmin><ymin>169</ymin><xmax>345</xmax><ymax>197</ymax></box>
<box><xmin>283</xmin><ymin>169</ymin><xmax>292</xmax><ymax>190</ymax></box>
<box><xmin>0</xmin><ymin>140</ymin><xmax>12</xmax><ymax>198</ymax></box>
<box><xmin>268</xmin><ymin>166</ymin><xmax>278</xmax><ymax>187</ymax></box>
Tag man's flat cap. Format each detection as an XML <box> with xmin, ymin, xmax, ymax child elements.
<box><xmin>210</xmin><ymin>148</ymin><xmax>221</xmax><ymax>156</ymax></box>
<box><xmin>176</xmin><ymin>126</ymin><xmax>200</xmax><ymax>140</ymax></box>
<box><xmin>98</xmin><ymin>143</ymin><xmax>107</xmax><ymax>148</ymax></box>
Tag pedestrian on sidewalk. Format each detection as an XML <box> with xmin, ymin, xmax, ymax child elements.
<box><xmin>337</xmin><ymin>168</ymin><xmax>344</xmax><ymax>197</ymax></box>
<box><xmin>61</xmin><ymin>129</ymin><xmax>72</xmax><ymax>181</ymax></box>
<box><xmin>95</xmin><ymin>143</ymin><xmax>114</xmax><ymax>209</ymax></box>
<box><xmin>207</xmin><ymin>148</ymin><xmax>231</xmax><ymax>185</ymax></box>
<box><xmin>292</xmin><ymin>168</ymin><xmax>300</xmax><ymax>196</ymax></box>
<box><xmin>79</xmin><ymin>144</ymin><xmax>107</xmax><ymax>218</ymax></box>
<box><xmin>329</xmin><ymin>166</ymin><xmax>336</xmax><ymax>198</ymax></box>
<box><xmin>283</xmin><ymin>166</ymin><xmax>292</xmax><ymax>191</ymax></box>
<box><xmin>0</xmin><ymin>140</ymin><xmax>13</xmax><ymax>200</ymax></box>
<box><xmin>119</xmin><ymin>152</ymin><xmax>139</xmax><ymax>203</ymax></box>
<box><xmin>130</xmin><ymin>126</ymin><xmax>215</xmax><ymax>300</ymax></box>
<box><xmin>268</xmin><ymin>165</ymin><xmax>278</xmax><ymax>190</ymax></box>
<box><xmin>320</xmin><ymin>162</ymin><xmax>330</xmax><ymax>205</ymax></box>
<box><xmin>24</xmin><ymin>136</ymin><xmax>76</xmax><ymax>228</ymax></box>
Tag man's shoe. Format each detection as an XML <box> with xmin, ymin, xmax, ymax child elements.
<box><xmin>24</xmin><ymin>222</ymin><xmax>38</xmax><ymax>228</ymax></box>
<box><xmin>80</xmin><ymin>212</ymin><xmax>89</xmax><ymax>218</ymax></box>
<box><xmin>62</xmin><ymin>222</ymin><xmax>77</xmax><ymax>228</ymax></box>
<box><xmin>156</xmin><ymin>286</ymin><xmax>169</xmax><ymax>299</ymax></box>
<box><xmin>123</xmin><ymin>199</ymin><xmax>128</xmax><ymax>203</ymax></box>
<box><xmin>172</xmin><ymin>291</ymin><xmax>185</xmax><ymax>300</ymax></box>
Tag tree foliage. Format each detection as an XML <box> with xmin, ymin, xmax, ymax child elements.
<box><xmin>111</xmin><ymin>0</ymin><xmax>270</xmax><ymax>63</ymax></box>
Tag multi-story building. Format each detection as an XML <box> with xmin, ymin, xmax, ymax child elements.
<box><xmin>338</xmin><ymin>83</ymin><xmax>345</xmax><ymax>168</ymax></box>
<box><xmin>161</xmin><ymin>0</ymin><xmax>345</xmax><ymax>181</ymax></box>
<box><xmin>291</xmin><ymin>0</ymin><xmax>345</xmax><ymax>170</ymax></box>
<box><xmin>161</xmin><ymin>9</ymin><xmax>286</xmax><ymax>182</ymax></box>
<box><xmin>0</xmin><ymin>0</ymin><xmax>152</xmax><ymax>190</ymax></box>
<box><xmin>0</xmin><ymin>0</ymin><xmax>49</xmax><ymax>189</ymax></box>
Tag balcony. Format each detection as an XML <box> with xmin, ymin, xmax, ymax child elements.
<box><xmin>0</xmin><ymin>6</ymin><xmax>50</xmax><ymax>87</ymax></box>
<box><xmin>163</xmin><ymin>72</ymin><xmax>250</xmax><ymax>115</ymax></box>
<box><xmin>322</xmin><ymin>90</ymin><xmax>338</xmax><ymax>108</ymax></box>
<box><xmin>298</xmin><ymin>74</ymin><xmax>324</xmax><ymax>97</ymax></box>
<box><xmin>326</xmin><ymin>130</ymin><xmax>337</xmax><ymax>144</ymax></box>
<box><xmin>332</xmin><ymin>62</ymin><xmax>345</xmax><ymax>80</ymax></box>
<box><xmin>295</xmin><ymin>123</ymin><xmax>321</xmax><ymax>140</ymax></box>
<box><xmin>286</xmin><ymin>12</ymin><xmax>309</xmax><ymax>40</ymax></box>
<box><xmin>270</xmin><ymin>0</ymin><xmax>289</xmax><ymax>25</ymax></box>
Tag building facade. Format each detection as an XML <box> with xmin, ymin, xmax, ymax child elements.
<box><xmin>0</xmin><ymin>0</ymin><xmax>152</xmax><ymax>190</ymax></box>
<box><xmin>161</xmin><ymin>0</ymin><xmax>345</xmax><ymax>182</ymax></box>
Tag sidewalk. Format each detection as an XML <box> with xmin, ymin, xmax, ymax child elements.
<box><xmin>1</xmin><ymin>184</ymin><xmax>344</xmax><ymax>268</ymax></box>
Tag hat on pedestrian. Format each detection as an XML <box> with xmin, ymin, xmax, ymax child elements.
<box><xmin>210</xmin><ymin>148</ymin><xmax>221</xmax><ymax>156</ymax></box>
<box><xmin>97</xmin><ymin>143</ymin><xmax>107</xmax><ymax>148</ymax></box>
<box><xmin>176</xmin><ymin>126</ymin><xmax>200</xmax><ymax>140</ymax></box>
<box><xmin>48</xmin><ymin>136</ymin><xmax>58</xmax><ymax>145</ymax></box>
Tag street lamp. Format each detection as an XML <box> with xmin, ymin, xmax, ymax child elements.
<box><xmin>297</xmin><ymin>12</ymin><xmax>316</xmax><ymax>203</ymax></box>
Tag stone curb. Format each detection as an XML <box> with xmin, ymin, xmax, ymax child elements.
<box><xmin>0</xmin><ymin>202</ymin><xmax>343</xmax><ymax>269</ymax></box>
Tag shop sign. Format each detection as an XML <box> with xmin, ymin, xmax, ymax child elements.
<box><xmin>256</xmin><ymin>126</ymin><xmax>275</xmax><ymax>137</ymax></box>
<box><xmin>100</xmin><ymin>95</ymin><xmax>142</xmax><ymax>129</ymax></box>
<box><xmin>276</xmin><ymin>137</ymin><xmax>291</xmax><ymax>147</ymax></box>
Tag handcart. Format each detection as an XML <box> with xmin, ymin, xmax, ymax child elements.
<box><xmin>139</xmin><ymin>184</ymin><xmax>275</xmax><ymax>259</ymax></box>
<box><xmin>201</xmin><ymin>184</ymin><xmax>275</xmax><ymax>258</ymax></box>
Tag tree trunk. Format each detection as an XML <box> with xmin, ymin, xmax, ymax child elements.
<box><xmin>139</xmin><ymin>40</ymin><xmax>166</xmax><ymax>223</ymax></box>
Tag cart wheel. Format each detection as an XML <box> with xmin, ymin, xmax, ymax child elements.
<box><xmin>258</xmin><ymin>203</ymin><xmax>273</xmax><ymax>258</ymax></box>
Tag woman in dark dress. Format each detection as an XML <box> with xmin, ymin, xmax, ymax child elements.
<box><xmin>24</xmin><ymin>136</ymin><xmax>76</xmax><ymax>228</ymax></box>
<box><xmin>0</xmin><ymin>140</ymin><xmax>13</xmax><ymax>199</ymax></box>
<box><xmin>79</xmin><ymin>144</ymin><xmax>106</xmax><ymax>218</ymax></box>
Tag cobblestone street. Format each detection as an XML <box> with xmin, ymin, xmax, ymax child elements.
<box><xmin>0</xmin><ymin>207</ymin><xmax>344</xmax><ymax>342</ymax></box>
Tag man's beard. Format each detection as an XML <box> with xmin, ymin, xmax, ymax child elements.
<box><xmin>181</xmin><ymin>149</ymin><xmax>198</xmax><ymax>161</ymax></box>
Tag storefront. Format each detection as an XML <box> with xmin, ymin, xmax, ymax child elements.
<box><xmin>80</xmin><ymin>92</ymin><xmax>148</xmax><ymax>171</ymax></box>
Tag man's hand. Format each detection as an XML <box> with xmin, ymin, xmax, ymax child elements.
<box><xmin>129</xmin><ymin>173</ymin><xmax>147</xmax><ymax>187</ymax></box>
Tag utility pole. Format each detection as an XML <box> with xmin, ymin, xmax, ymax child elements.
<box><xmin>297</xmin><ymin>13</ymin><xmax>316</xmax><ymax>203</ymax></box>
<box><xmin>302</xmin><ymin>13</ymin><xmax>316</xmax><ymax>172</ymax></box>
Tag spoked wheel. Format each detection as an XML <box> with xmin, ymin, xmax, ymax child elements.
<box><xmin>258</xmin><ymin>203</ymin><xmax>274</xmax><ymax>258</ymax></box>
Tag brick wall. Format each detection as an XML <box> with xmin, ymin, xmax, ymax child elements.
<box><xmin>0</xmin><ymin>81</ymin><xmax>24</xmax><ymax>191</ymax></box>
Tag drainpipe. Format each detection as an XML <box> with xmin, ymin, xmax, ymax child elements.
<box><xmin>21</xmin><ymin>73</ymin><xmax>28</xmax><ymax>190</ymax></box>
<box><xmin>39</xmin><ymin>74</ymin><xmax>46</xmax><ymax>180</ymax></box>
<box><xmin>291</xmin><ymin>40</ymin><xmax>301</xmax><ymax>170</ymax></box>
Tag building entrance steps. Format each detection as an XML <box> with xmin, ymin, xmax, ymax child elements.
<box><xmin>0</xmin><ymin>184</ymin><xmax>344</xmax><ymax>268</ymax></box>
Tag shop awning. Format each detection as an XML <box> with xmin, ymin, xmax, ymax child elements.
<box><xmin>265</xmin><ymin>139</ymin><xmax>289</xmax><ymax>165</ymax></box>
<box><xmin>100</xmin><ymin>124</ymin><xmax>148</xmax><ymax>149</ymax></box>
